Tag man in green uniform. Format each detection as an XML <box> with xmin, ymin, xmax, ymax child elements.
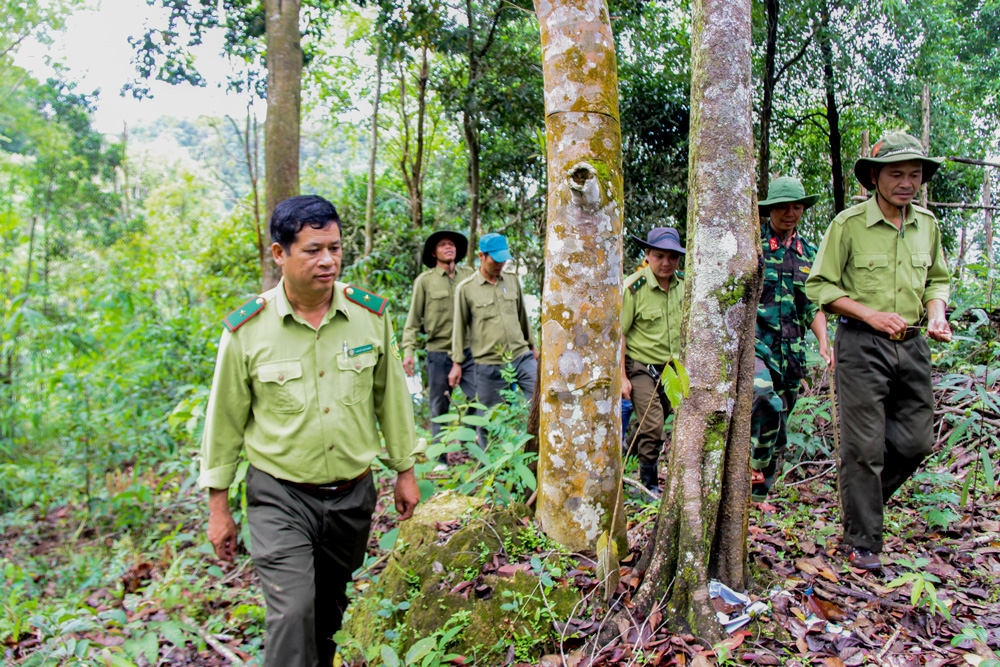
<box><xmin>402</xmin><ymin>231</ymin><xmax>476</xmax><ymax>450</ymax></box>
<box><xmin>621</xmin><ymin>227</ymin><xmax>685</xmax><ymax>493</ymax></box>
<box><xmin>200</xmin><ymin>195</ymin><xmax>420</xmax><ymax>666</ymax></box>
<box><xmin>806</xmin><ymin>132</ymin><xmax>951</xmax><ymax>570</ymax></box>
<box><xmin>448</xmin><ymin>233</ymin><xmax>538</xmax><ymax>409</ymax></box>
<box><xmin>751</xmin><ymin>177</ymin><xmax>832</xmax><ymax>502</ymax></box>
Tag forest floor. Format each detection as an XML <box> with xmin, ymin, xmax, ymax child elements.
<box><xmin>3</xmin><ymin>449</ymin><xmax>998</xmax><ymax>667</ymax></box>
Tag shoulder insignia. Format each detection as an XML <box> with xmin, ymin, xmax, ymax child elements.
<box><xmin>627</xmin><ymin>274</ymin><xmax>647</xmax><ymax>294</ymax></box>
<box><xmin>223</xmin><ymin>295</ymin><xmax>266</xmax><ymax>332</ymax></box>
<box><xmin>769</xmin><ymin>237</ymin><xmax>779</xmax><ymax>251</ymax></box>
<box><xmin>344</xmin><ymin>284</ymin><xmax>387</xmax><ymax>315</ymax></box>
<box><xmin>675</xmin><ymin>271</ymin><xmax>685</xmax><ymax>280</ymax></box>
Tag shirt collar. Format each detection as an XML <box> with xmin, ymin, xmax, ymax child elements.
<box><xmin>642</xmin><ymin>264</ymin><xmax>678</xmax><ymax>292</ymax></box>
<box><xmin>864</xmin><ymin>196</ymin><xmax>919</xmax><ymax>229</ymax></box>
<box><xmin>761</xmin><ymin>222</ymin><xmax>804</xmax><ymax>254</ymax></box>
<box><xmin>474</xmin><ymin>268</ymin><xmax>502</xmax><ymax>285</ymax></box>
<box><xmin>273</xmin><ymin>278</ymin><xmax>350</xmax><ymax>323</ymax></box>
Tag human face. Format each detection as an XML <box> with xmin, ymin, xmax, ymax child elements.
<box><xmin>645</xmin><ymin>248</ymin><xmax>680</xmax><ymax>280</ymax></box>
<box><xmin>272</xmin><ymin>223</ymin><xmax>342</xmax><ymax>301</ymax></box>
<box><xmin>434</xmin><ymin>238</ymin><xmax>457</xmax><ymax>264</ymax></box>
<box><xmin>874</xmin><ymin>160</ymin><xmax>923</xmax><ymax>207</ymax></box>
<box><xmin>768</xmin><ymin>203</ymin><xmax>805</xmax><ymax>235</ymax></box>
<box><xmin>478</xmin><ymin>251</ymin><xmax>505</xmax><ymax>280</ymax></box>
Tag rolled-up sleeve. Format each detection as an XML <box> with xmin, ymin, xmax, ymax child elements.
<box><xmin>374</xmin><ymin>319</ymin><xmax>417</xmax><ymax>472</ymax></box>
<box><xmin>805</xmin><ymin>222</ymin><xmax>850</xmax><ymax>312</ymax></box>
<box><xmin>198</xmin><ymin>329</ymin><xmax>251</xmax><ymax>490</ymax></box>
<box><xmin>922</xmin><ymin>229</ymin><xmax>951</xmax><ymax>305</ymax></box>
<box><xmin>451</xmin><ymin>284</ymin><xmax>471</xmax><ymax>364</ymax></box>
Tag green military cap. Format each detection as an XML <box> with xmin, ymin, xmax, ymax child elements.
<box><xmin>758</xmin><ymin>176</ymin><xmax>820</xmax><ymax>212</ymax></box>
<box><xmin>854</xmin><ymin>131</ymin><xmax>945</xmax><ymax>190</ymax></box>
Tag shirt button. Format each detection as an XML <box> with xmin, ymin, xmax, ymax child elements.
<box><xmin>324</xmin><ymin>407</ymin><xmax>330</xmax><ymax>413</ymax></box>
<box><xmin>319</xmin><ymin>370</ymin><xmax>325</xmax><ymax>377</ymax></box>
<box><xmin>355</xmin><ymin>363</ymin><xmax>361</xmax><ymax>370</ymax></box>
<box><xmin>328</xmin><ymin>444</ymin><xmax>335</xmax><ymax>450</ymax></box>
<box><xmin>316</xmin><ymin>333</ymin><xmax>320</xmax><ymax>340</ymax></box>
<box><xmin>278</xmin><ymin>374</ymin><xmax>284</xmax><ymax>381</ymax></box>
<box><xmin>868</xmin><ymin>261</ymin><xmax>874</xmax><ymax>267</ymax></box>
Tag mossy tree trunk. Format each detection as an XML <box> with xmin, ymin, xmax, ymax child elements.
<box><xmin>534</xmin><ymin>0</ymin><xmax>627</xmax><ymax>552</ymax></box>
<box><xmin>263</xmin><ymin>0</ymin><xmax>302</xmax><ymax>290</ymax></box>
<box><xmin>620</xmin><ymin>0</ymin><xmax>759</xmax><ymax>641</ymax></box>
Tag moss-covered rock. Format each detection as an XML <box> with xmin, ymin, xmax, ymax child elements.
<box><xmin>341</xmin><ymin>492</ymin><xmax>585</xmax><ymax>665</ymax></box>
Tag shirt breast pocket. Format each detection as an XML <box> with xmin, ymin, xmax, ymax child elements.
<box><xmin>473</xmin><ymin>298</ymin><xmax>498</xmax><ymax>320</ymax></box>
<box><xmin>852</xmin><ymin>253</ymin><xmax>889</xmax><ymax>293</ymax></box>
<box><xmin>337</xmin><ymin>352</ymin><xmax>377</xmax><ymax>405</ymax></box>
<box><xmin>501</xmin><ymin>289</ymin><xmax>519</xmax><ymax>315</ymax></box>
<box><xmin>255</xmin><ymin>360</ymin><xmax>306</xmax><ymax>414</ymax></box>
<box><xmin>635</xmin><ymin>308</ymin><xmax>666</xmax><ymax>336</ymax></box>
<box><xmin>428</xmin><ymin>289</ymin><xmax>452</xmax><ymax>318</ymax></box>
<box><xmin>910</xmin><ymin>253</ymin><xmax>932</xmax><ymax>290</ymax></box>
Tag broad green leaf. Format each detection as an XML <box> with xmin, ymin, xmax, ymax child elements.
<box><xmin>405</xmin><ymin>636</ymin><xmax>436</xmax><ymax>665</ymax></box>
<box><xmin>513</xmin><ymin>462</ymin><xmax>536</xmax><ymax>490</ymax></box>
<box><xmin>981</xmin><ymin>447</ymin><xmax>996</xmax><ymax>493</ymax></box>
<box><xmin>379</xmin><ymin>527</ymin><xmax>399</xmax><ymax>551</ymax></box>
<box><xmin>382</xmin><ymin>645</ymin><xmax>401</xmax><ymax>667</ymax></box>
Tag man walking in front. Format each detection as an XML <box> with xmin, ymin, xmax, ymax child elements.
<box><xmin>449</xmin><ymin>233</ymin><xmax>538</xmax><ymax>409</ymax></box>
<box><xmin>402</xmin><ymin>230</ymin><xmax>476</xmax><ymax>456</ymax></box>
<box><xmin>200</xmin><ymin>195</ymin><xmax>420</xmax><ymax>666</ymax></box>
<box><xmin>621</xmin><ymin>227</ymin><xmax>686</xmax><ymax>493</ymax></box>
<box><xmin>751</xmin><ymin>177</ymin><xmax>832</xmax><ymax>503</ymax></box>
<box><xmin>806</xmin><ymin>132</ymin><xmax>951</xmax><ymax>570</ymax></box>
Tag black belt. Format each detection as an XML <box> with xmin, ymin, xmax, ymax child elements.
<box><xmin>838</xmin><ymin>316</ymin><xmax>920</xmax><ymax>342</ymax></box>
<box><xmin>283</xmin><ymin>467</ymin><xmax>370</xmax><ymax>497</ymax></box>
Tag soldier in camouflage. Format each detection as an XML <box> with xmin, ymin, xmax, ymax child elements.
<box><xmin>751</xmin><ymin>177</ymin><xmax>832</xmax><ymax>502</ymax></box>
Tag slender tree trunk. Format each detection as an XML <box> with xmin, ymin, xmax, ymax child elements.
<box><xmin>263</xmin><ymin>0</ymin><xmax>302</xmax><ymax>290</ymax></box>
<box><xmin>617</xmin><ymin>0</ymin><xmax>759</xmax><ymax>640</ymax></box>
<box><xmin>534</xmin><ymin>0</ymin><xmax>627</xmax><ymax>552</ymax></box>
<box><xmin>365</xmin><ymin>42</ymin><xmax>383</xmax><ymax>257</ymax></box>
<box><xmin>921</xmin><ymin>83</ymin><xmax>931</xmax><ymax>208</ymax></box>
<box><xmin>985</xmin><ymin>175</ymin><xmax>994</xmax><ymax>268</ymax></box>
<box><xmin>398</xmin><ymin>47</ymin><xmax>429</xmax><ymax>229</ymax></box>
<box><xmin>758</xmin><ymin>0</ymin><xmax>779</xmax><ymax>199</ymax></box>
<box><xmin>859</xmin><ymin>129</ymin><xmax>870</xmax><ymax>198</ymax></box>
<box><xmin>819</xmin><ymin>1</ymin><xmax>844</xmax><ymax>213</ymax></box>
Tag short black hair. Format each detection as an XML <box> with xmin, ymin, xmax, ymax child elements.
<box><xmin>270</xmin><ymin>195</ymin><xmax>342</xmax><ymax>250</ymax></box>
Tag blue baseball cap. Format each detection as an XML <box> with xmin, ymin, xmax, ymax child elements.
<box><xmin>479</xmin><ymin>233</ymin><xmax>512</xmax><ymax>262</ymax></box>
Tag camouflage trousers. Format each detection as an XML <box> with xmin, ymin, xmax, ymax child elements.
<box><xmin>750</xmin><ymin>355</ymin><xmax>800</xmax><ymax>500</ymax></box>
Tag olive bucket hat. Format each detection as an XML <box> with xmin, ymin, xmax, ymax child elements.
<box><xmin>421</xmin><ymin>230</ymin><xmax>468</xmax><ymax>268</ymax></box>
<box><xmin>630</xmin><ymin>227</ymin><xmax>686</xmax><ymax>254</ymax></box>
<box><xmin>758</xmin><ymin>176</ymin><xmax>820</xmax><ymax>212</ymax></box>
<box><xmin>854</xmin><ymin>131</ymin><xmax>945</xmax><ymax>191</ymax></box>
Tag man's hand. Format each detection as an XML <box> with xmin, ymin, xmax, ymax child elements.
<box><xmin>207</xmin><ymin>489</ymin><xmax>238</xmax><ymax>562</ymax></box>
<box><xmin>402</xmin><ymin>356</ymin><xmax>416</xmax><ymax>376</ymax></box>
<box><xmin>393</xmin><ymin>467</ymin><xmax>420</xmax><ymax>521</ymax></box>
<box><xmin>926</xmin><ymin>299</ymin><xmax>952</xmax><ymax>343</ymax></box>
<box><xmin>864</xmin><ymin>310</ymin><xmax>908</xmax><ymax>337</ymax></box>
<box><xmin>532</xmin><ymin>348</ymin><xmax>539</xmax><ymax>362</ymax></box>
<box><xmin>447</xmin><ymin>362</ymin><xmax>462</xmax><ymax>388</ymax></box>
<box><xmin>621</xmin><ymin>376</ymin><xmax>632</xmax><ymax>400</ymax></box>
<box><xmin>819</xmin><ymin>344</ymin><xmax>834</xmax><ymax>369</ymax></box>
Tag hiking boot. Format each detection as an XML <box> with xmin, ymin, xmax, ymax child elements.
<box><xmin>847</xmin><ymin>547</ymin><xmax>881</xmax><ymax>570</ymax></box>
<box><xmin>639</xmin><ymin>461</ymin><xmax>660</xmax><ymax>495</ymax></box>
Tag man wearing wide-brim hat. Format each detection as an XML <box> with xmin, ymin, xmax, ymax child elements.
<box><xmin>806</xmin><ymin>131</ymin><xmax>952</xmax><ymax>570</ymax></box>
<box><xmin>621</xmin><ymin>227</ymin><xmax>686</xmax><ymax>494</ymax></box>
<box><xmin>750</xmin><ymin>177</ymin><xmax>832</xmax><ymax>505</ymax></box>
<box><xmin>402</xmin><ymin>230</ymin><xmax>476</xmax><ymax>460</ymax></box>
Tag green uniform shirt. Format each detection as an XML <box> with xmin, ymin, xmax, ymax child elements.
<box><xmin>198</xmin><ymin>279</ymin><xmax>416</xmax><ymax>490</ymax></box>
<box><xmin>452</xmin><ymin>269</ymin><xmax>536</xmax><ymax>365</ymax></box>
<box><xmin>806</xmin><ymin>197</ymin><xmax>951</xmax><ymax>325</ymax></box>
<box><xmin>401</xmin><ymin>265</ymin><xmax>475</xmax><ymax>357</ymax></box>
<box><xmin>622</xmin><ymin>265</ymin><xmax>684</xmax><ymax>366</ymax></box>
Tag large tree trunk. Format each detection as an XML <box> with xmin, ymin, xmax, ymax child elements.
<box><xmin>534</xmin><ymin>0</ymin><xmax>627</xmax><ymax>552</ymax></box>
<box><xmin>620</xmin><ymin>0</ymin><xmax>759</xmax><ymax>640</ymax></box>
<box><xmin>263</xmin><ymin>0</ymin><xmax>302</xmax><ymax>290</ymax></box>
<box><xmin>365</xmin><ymin>42</ymin><xmax>383</xmax><ymax>257</ymax></box>
<box><xmin>757</xmin><ymin>0</ymin><xmax>779</xmax><ymax>200</ymax></box>
<box><xmin>819</xmin><ymin>0</ymin><xmax>844</xmax><ymax>213</ymax></box>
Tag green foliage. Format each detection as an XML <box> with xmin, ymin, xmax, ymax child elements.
<box><xmin>887</xmin><ymin>556</ymin><xmax>953</xmax><ymax>620</ymax></box>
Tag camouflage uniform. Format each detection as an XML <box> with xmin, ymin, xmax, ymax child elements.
<box><xmin>751</xmin><ymin>222</ymin><xmax>818</xmax><ymax>499</ymax></box>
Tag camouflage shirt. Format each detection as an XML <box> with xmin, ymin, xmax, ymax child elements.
<box><xmin>756</xmin><ymin>223</ymin><xmax>819</xmax><ymax>382</ymax></box>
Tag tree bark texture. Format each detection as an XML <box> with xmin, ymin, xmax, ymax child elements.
<box><xmin>365</xmin><ymin>42</ymin><xmax>383</xmax><ymax>257</ymax></box>
<box><xmin>819</xmin><ymin>1</ymin><xmax>844</xmax><ymax>213</ymax></box>
<box><xmin>263</xmin><ymin>0</ymin><xmax>302</xmax><ymax>290</ymax></box>
<box><xmin>626</xmin><ymin>0</ymin><xmax>758</xmax><ymax>639</ymax></box>
<box><xmin>984</xmin><ymin>174</ymin><xmax>994</xmax><ymax>268</ymax></box>
<box><xmin>399</xmin><ymin>47</ymin><xmax>429</xmax><ymax>229</ymax></box>
<box><xmin>757</xmin><ymin>0</ymin><xmax>778</xmax><ymax>200</ymax></box>
<box><xmin>921</xmin><ymin>83</ymin><xmax>930</xmax><ymax>208</ymax></box>
<box><xmin>534</xmin><ymin>0</ymin><xmax>627</xmax><ymax>552</ymax></box>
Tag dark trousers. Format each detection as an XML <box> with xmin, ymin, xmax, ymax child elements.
<box><xmin>750</xmin><ymin>355</ymin><xmax>800</xmax><ymax>499</ymax></box>
<box><xmin>475</xmin><ymin>351</ymin><xmax>537</xmax><ymax>408</ymax></box>
<box><xmin>625</xmin><ymin>358</ymin><xmax>672</xmax><ymax>466</ymax></box>
<box><xmin>835</xmin><ymin>327</ymin><xmax>934</xmax><ymax>553</ymax></box>
<box><xmin>246</xmin><ymin>465</ymin><xmax>376</xmax><ymax>667</ymax></box>
<box><xmin>426</xmin><ymin>350</ymin><xmax>476</xmax><ymax>439</ymax></box>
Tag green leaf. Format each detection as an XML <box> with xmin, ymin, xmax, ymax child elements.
<box><xmin>981</xmin><ymin>447</ymin><xmax>996</xmax><ymax>492</ymax></box>
<box><xmin>464</xmin><ymin>441</ymin><xmax>492</xmax><ymax>466</ymax></box>
<box><xmin>911</xmin><ymin>577</ymin><xmax>924</xmax><ymax>606</ymax></box>
<box><xmin>595</xmin><ymin>531</ymin><xmax>620</xmax><ymax>603</ymax></box>
<box><xmin>431</xmin><ymin>413</ymin><xmax>459</xmax><ymax>423</ymax></box>
<box><xmin>379</xmin><ymin>527</ymin><xmax>399</xmax><ymax>551</ymax></box>
<box><xmin>513</xmin><ymin>462</ymin><xmax>536</xmax><ymax>490</ymax></box>
<box><xmin>460</xmin><ymin>414</ymin><xmax>491</xmax><ymax>427</ymax></box>
<box><xmin>382</xmin><ymin>645</ymin><xmax>401</xmax><ymax>667</ymax></box>
<box><xmin>674</xmin><ymin>359</ymin><xmax>690</xmax><ymax>396</ymax></box>
<box><xmin>405</xmin><ymin>636</ymin><xmax>437</xmax><ymax>665</ymax></box>
<box><xmin>449</xmin><ymin>427</ymin><xmax>480</xmax><ymax>443</ymax></box>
